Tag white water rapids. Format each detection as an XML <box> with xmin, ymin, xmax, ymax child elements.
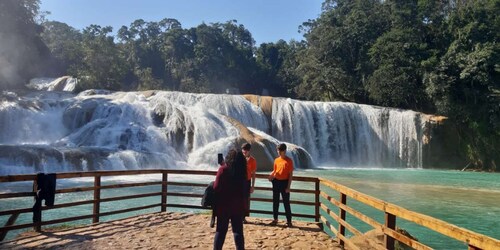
<box><xmin>0</xmin><ymin>81</ymin><xmax>426</xmax><ymax>175</ymax></box>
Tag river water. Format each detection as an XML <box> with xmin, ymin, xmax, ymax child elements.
<box><xmin>1</xmin><ymin>168</ymin><xmax>499</xmax><ymax>249</ymax></box>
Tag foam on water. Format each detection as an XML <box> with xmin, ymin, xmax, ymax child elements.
<box><xmin>0</xmin><ymin>90</ymin><xmax>426</xmax><ymax>175</ymax></box>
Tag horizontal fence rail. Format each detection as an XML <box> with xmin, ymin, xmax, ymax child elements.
<box><xmin>0</xmin><ymin>169</ymin><xmax>319</xmax><ymax>241</ymax></box>
<box><xmin>0</xmin><ymin>169</ymin><xmax>499</xmax><ymax>250</ymax></box>
<box><xmin>318</xmin><ymin>178</ymin><xmax>500</xmax><ymax>250</ymax></box>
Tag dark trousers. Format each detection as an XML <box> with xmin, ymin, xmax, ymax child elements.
<box><xmin>213</xmin><ymin>214</ymin><xmax>244</xmax><ymax>250</ymax></box>
<box><xmin>272</xmin><ymin>179</ymin><xmax>292</xmax><ymax>223</ymax></box>
<box><xmin>245</xmin><ymin>180</ymin><xmax>251</xmax><ymax>217</ymax></box>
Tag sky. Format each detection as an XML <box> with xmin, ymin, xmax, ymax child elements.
<box><xmin>40</xmin><ymin>0</ymin><xmax>324</xmax><ymax>45</ymax></box>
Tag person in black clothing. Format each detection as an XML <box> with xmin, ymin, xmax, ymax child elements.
<box><xmin>213</xmin><ymin>149</ymin><xmax>247</xmax><ymax>250</ymax></box>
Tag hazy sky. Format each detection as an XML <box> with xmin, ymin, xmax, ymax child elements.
<box><xmin>40</xmin><ymin>0</ymin><xmax>324</xmax><ymax>45</ymax></box>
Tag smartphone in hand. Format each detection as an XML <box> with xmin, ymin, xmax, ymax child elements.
<box><xmin>217</xmin><ymin>153</ymin><xmax>224</xmax><ymax>165</ymax></box>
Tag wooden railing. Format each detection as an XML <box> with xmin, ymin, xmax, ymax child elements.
<box><xmin>1</xmin><ymin>169</ymin><xmax>499</xmax><ymax>250</ymax></box>
<box><xmin>318</xmin><ymin>178</ymin><xmax>500</xmax><ymax>250</ymax></box>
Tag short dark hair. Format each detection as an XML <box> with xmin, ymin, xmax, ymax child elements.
<box><xmin>241</xmin><ymin>143</ymin><xmax>251</xmax><ymax>151</ymax></box>
<box><xmin>277</xmin><ymin>143</ymin><xmax>287</xmax><ymax>151</ymax></box>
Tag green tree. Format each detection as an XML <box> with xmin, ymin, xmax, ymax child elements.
<box><xmin>0</xmin><ymin>0</ymin><xmax>49</xmax><ymax>90</ymax></box>
<box><xmin>75</xmin><ymin>25</ymin><xmax>127</xmax><ymax>90</ymax></box>
<box><xmin>41</xmin><ymin>21</ymin><xmax>83</xmax><ymax>76</ymax></box>
<box><xmin>256</xmin><ymin>40</ymin><xmax>304</xmax><ymax>97</ymax></box>
<box><xmin>298</xmin><ymin>0</ymin><xmax>389</xmax><ymax>102</ymax></box>
<box><xmin>424</xmin><ymin>0</ymin><xmax>500</xmax><ymax>169</ymax></box>
<box><xmin>367</xmin><ymin>0</ymin><xmax>430</xmax><ymax>110</ymax></box>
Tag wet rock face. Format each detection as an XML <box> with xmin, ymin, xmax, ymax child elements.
<box><xmin>227</xmin><ymin>117</ymin><xmax>314</xmax><ymax>171</ymax></box>
<box><xmin>0</xmin><ymin>145</ymin><xmax>112</xmax><ymax>173</ymax></box>
<box><xmin>63</xmin><ymin>99</ymin><xmax>100</xmax><ymax>130</ymax></box>
<box><xmin>422</xmin><ymin>118</ymin><xmax>468</xmax><ymax>169</ymax></box>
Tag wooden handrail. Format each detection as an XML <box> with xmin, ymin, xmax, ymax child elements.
<box><xmin>319</xmin><ymin>177</ymin><xmax>500</xmax><ymax>250</ymax></box>
<box><xmin>1</xmin><ymin>169</ymin><xmax>499</xmax><ymax>250</ymax></box>
<box><xmin>0</xmin><ymin>169</ymin><xmax>318</xmax><ymax>242</ymax></box>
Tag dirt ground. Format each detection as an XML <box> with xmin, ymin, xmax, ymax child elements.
<box><xmin>0</xmin><ymin>212</ymin><xmax>343</xmax><ymax>249</ymax></box>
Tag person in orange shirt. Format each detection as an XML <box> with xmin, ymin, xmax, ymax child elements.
<box><xmin>241</xmin><ymin>143</ymin><xmax>256</xmax><ymax>223</ymax></box>
<box><xmin>268</xmin><ymin>143</ymin><xmax>294</xmax><ymax>227</ymax></box>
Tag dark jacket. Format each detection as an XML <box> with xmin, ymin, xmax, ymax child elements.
<box><xmin>213</xmin><ymin>164</ymin><xmax>247</xmax><ymax>216</ymax></box>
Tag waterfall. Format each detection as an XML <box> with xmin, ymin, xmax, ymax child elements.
<box><xmin>0</xmin><ymin>90</ymin><xmax>425</xmax><ymax>175</ymax></box>
<box><xmin>271</xmin><ymin>98</ymin><xmax>424</xmax><ymax>168</ymax></box>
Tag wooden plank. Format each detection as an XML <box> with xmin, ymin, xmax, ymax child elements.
<box><xmin>161</xmin><ymin>173</ymin><xmax>168</xmax><ymax>212</ymax></box>
<box><xmin>0</xmin><ymin>175</ymin><xmax>36</xmax><ymax>182</ymax></box>
<box><xmin>320</xmin><ymin>216</ymin><xmax>361</xmax><ymax>250</ymax></box>
<box><xmin>383</xmin><ymin>227</ymin><xmax>432</xmax><ymax>250</ymax></box>
<box><xmin>0</xmin><ymin>212</ymin><xmax>19</xmax><ymax>241</ymax></box>
<box><xmin>0</xmin><ymin>171</ymin><xmax>316</xmax><ymax>183</ymax></box>
<box><xmin>0</xmin><ymin>192</ymin><xmax>35</xmax><ymax>199</ymax></box>
<box><xmin>0</xmin><ymin>222</ymin><xmax>35</xmax><ymax>232</ymax></box>
<box><xmin>100</xmin><ymin>181</ymin><xmax>163</xmax><ymax>189</ymax></box>
<box><xmin>249</xmin><ymin>209</ymin><xmax>316</xmax><ymax>219</ymax></box>
<box><xmin>40</xmin><ymin>214</ymin><xmax>95</xmax><ymax>226</ymax></box>
<box><xmin>33</xmin><ymin>178</ymin><xmax>40</xmax><ymax>232</ymax></box>
<box><xmin>315</xmin><ymin>179</ymin><xmax>320</xmax><ymax>226</ymax></box>
<box><xmin>100</xmin><ymin>192</ymin><xmax>163</xmax><ymax>203</ymax></box>
<box><xmin>253</xmin><ymin>186</ymin><xmax>316</xmax><ymax>194</ymax></box>
<box><xmin>56</xmin><ymin>186</ymin><xmax>95</xmax><ymax>193</ymax></box>
<box><xmin>320</xmin><ymin>204</ymin><xmax>362</xmax><ymax>236</ymax></box>
<box><xmin>56</xmin><ymin>181</ymin><xmax>163</xmax><ymax>194</ymax></box>
<box><xmin>0</xmin><ymin>207</ymin><xmax>33</xmax><ymax>216</ymax></box>
<box><xmin>320</xmin><ymin>178</ymin><xmax>387</xmax><ymax>211</ymax></box>
<box><xmin>321</xmin><ymin>193</ymin><xmax>432</xmax><ymax>250</ymax></box>
<box><xmin>57</xmin><ymin>169</ymin><xmax>165</xmax><ymax>179</ymax></box>
<box><xmin>93</xmin><ymin>176</ymin><xmax>101</xmax><ymax>223</ymax></box>
<box><xmin>321</xmin><ymin>191</ymin><xmax>383</xmax><ymax>229</ymax></box>
<box><xmin>166</xmin><ymin>204</ymin><xmax>209</xmax><ymax>210</ymax></box>
<box><xmin>45</xmin><ymin>200</ymin><xmax>95</xmax><ymax>210</ymax></box>
<box><xmin>165</xmin><ymin>192</ymin><xmax>203</xmax><ymax>198</ymax></box>
<box><xmin>0</xmin><ymin>200</ymin><xmax>96</xmax><ymax>217</ymax></box>
<box><xmin>321</xmin><ymin>215</ymin><xmax>338</xmax><ymax>235</ymax></box>
<box><xmin>166</xmin><ymin>181</ymin><xmax>207</xmax><ymax>187</ymax></box>
<box><xmin>99</xmin><ymin>203</ymin><xmax>161</xmax><ymax>217</ymax></box>
<box><xmin>250</xmin><ymin>197</ymin><xmax>316</xmax><ymax>206</ymax></box>
<box><xmin>385</xmin><ymin>212</ymin><xmax>396</xmax><ymax>250</ymax></box>
<box><xmin>338</xmin><ymin>193</ymin><xmax>347</xmax><ymax>246</ymax></box>
<box><xmin>164</xmin><ymin>169</ymin><xmax>217</xmax><ymax>175</ymax></box>
<box><xmin>254</xmin><ymin>174</ymin><xmax>317</xmax><ymax>182</ymax></box>
<box><xmin>320</xmin><ymin>179</ymin><xmax>499</xmax><ymax>249</ymax></box>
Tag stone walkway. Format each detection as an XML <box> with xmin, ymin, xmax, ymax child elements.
<box><xmin>0</xmin><ymin>212</ymin><xmax>342</xmax><ymax>249</ymax></box>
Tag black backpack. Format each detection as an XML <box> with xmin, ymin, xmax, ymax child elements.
<box><xmin>201</xmin><ymin>181</ymin><xmax>216</xmax><ymax>208</ymax></box>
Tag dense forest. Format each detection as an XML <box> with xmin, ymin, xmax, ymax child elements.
<box><xmin>0</xmin><ymin>0</ymin><xmax>498</xmax><ymax>170</ymax></box>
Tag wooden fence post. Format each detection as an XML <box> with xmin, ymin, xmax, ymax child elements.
<box><xmin>315</xmin><ymin>179</ymin><xmax>322</xmax><ymax>229</ymax></box>
<box><xmin>93</xmin><ymin>176</ymin><xmax>101</xmax><ymax>223</ymax></box>
<box><xmin>161</xmin><ymin>172</ymin><xmax>168</xmax><ymax>212</ymax></box>
<box><xmin>33</xmin><ymin>178</ymin><xmax>41</xmax><ymax>232</ymax></box>
<box><xmin>385</xmin><ymin>212</ymin><xmax>396</xmax><ymax>250</ymax></box>
<box><xmin>338</xmin><ymin>193</ymin><xmax>347</xmax><ymax>246</ymax></box>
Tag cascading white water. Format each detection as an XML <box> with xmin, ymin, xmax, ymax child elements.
<box><xmin>271</xmin><ymin>98</ymin><xmax>424</xmax><ymax>168</ymax></box>
<box><xmin>0</xmin><ymin>89</ymin><xmax>425</xmax><ymax>175</ymax></box>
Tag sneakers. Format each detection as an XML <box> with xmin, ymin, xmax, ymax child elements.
<box><xmin>286</xmin><ymin>221</ymin><xmax>293</xmax><ymax>228</ymax></box>
<box><xmin>269</xmin><ymin>219</ymin><xmax>278</xmax><ymax>226</ymax></box>
<box><xmin>243</xmin><ymin>218</ymin><xmax>248</xmax><ymax>224</ymax></box>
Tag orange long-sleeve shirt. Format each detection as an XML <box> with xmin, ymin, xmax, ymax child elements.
<box><xmin>246</xmin><ymin>156</ymin><xmax>257</xmax><ymax>180</ymax></box>
<box><xmin>271</xmin><ymin>156</ymin><xmax>293</xmax><ymax>180</ymax></box>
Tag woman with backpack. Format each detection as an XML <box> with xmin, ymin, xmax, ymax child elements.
<box><xmin>213</xmin><ymin>149</ymin><xmax>247</xmax><ymax>250</ymax></box>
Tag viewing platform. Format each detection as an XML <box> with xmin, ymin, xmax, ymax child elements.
<box><xmin>1</xmin><ymin>169</ymin><xmax>499</xmax><ymax>249</ymax></box>
<box><xmin>1</xmin><ymin>212</ymin><xmax>341</xmax><ymax>249</ymax></box>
